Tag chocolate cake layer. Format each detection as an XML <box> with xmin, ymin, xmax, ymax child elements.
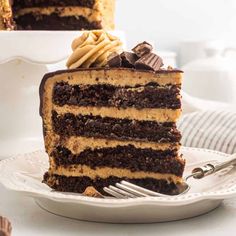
<box><xmin>15</xmin><ymin>13</ymin><xmax>101</xmax><ymax>30</ymax></box>
<box><xmin>52</xmin><ymin>111</ymin><xmax>181</xmax><ymax>142</ymax></box>
<box><xmin>13</xmin><ymin>0</ymin><xmax>96</xmax><ymax>9</ymax></box>
<box><xmin>52</xmin><ymin>82</ymin><xmax>181</xmax><ymax>109</ymax></box>
<box><xmin>44</xmin><ymin>173</ymin><xmax>180</xmax><ymax>195</ymax></box>
<box><xmin>51</xmin><ymin>146</ymin><xmax>184</xmax><ymax>176</ymax></box>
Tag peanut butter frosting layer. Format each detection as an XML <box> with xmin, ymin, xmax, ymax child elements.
<box><xmin>53</xmin><ymin>105</ymin><xmax>181</xmax><ymax>122</ymax></box>
<box><xmin>61</xmin><ymin>136</ymin><xmax>180</xmax><ymax>154</ymax></box>
<box><xmin>14</xmin><ymin>7</ymin><xmax>101</xmax><ymax>22</ymax></box>
<box><xmin>49</xmin><ymin>165</ymin><xmax>183</xmax><ymax>184</ymax></box>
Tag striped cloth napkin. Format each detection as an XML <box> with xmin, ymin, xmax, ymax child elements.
<box><xmin>178</xmin><ymin>92</ymin><xmax>236</xmax><ymax>154</ymax></box>
<box><xmin>178</xmin><ymin>111</ymin><xmax>236</xmax><ymax>154</ymax></box>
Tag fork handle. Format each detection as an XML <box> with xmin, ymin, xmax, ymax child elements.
<box><xmin>191</xmin><ymin>154</ymin><xmax>236</xmax><ymax>179</ymax></box>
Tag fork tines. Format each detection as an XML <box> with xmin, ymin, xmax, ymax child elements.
<box><xmin>103</xmin><ymin>181</ymin><xmax>168</xmax><ymax>199</ymax></box>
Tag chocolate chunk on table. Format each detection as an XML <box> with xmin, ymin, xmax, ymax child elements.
<box><xmin>0</xmin><ymin>216</ymin><xmax>12</xmax><ymax>236</ymax></box>
<box><xmin>132</xmin><ymin>41</ymin><xmax>153</xmax><ymax>57</ymax></box>
<box><xmin>135</xmin><ymin>53</ymin><xmax>163</xmax><ymax>71</ymax></box>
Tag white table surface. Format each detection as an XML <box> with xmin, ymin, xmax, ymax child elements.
<box><xmin>0</xmin><ymin>185</ymin><xmax>236</xmax><ymax>236</ymax></box>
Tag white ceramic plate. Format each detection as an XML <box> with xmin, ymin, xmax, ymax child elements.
<box><xmin>0</xmin><ymin>147</ymin><xmax>236</xmax><ymax>223</ymax></box>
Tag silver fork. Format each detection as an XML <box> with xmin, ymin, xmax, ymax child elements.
<box><xmin>103</xmin><ymin>154</ymin><xmax>236</xmax><ymax>198</ymax></box>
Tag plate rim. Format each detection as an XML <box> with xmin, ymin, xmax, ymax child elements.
<box><xmin>0</xmin><ymin>147</ymin><xmax>236</xmax><ymax>207</ymax></box>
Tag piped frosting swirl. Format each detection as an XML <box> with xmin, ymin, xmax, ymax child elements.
<box><xmin>66</xmin><ymin>30</ymin><xmax>123</xmax><ymax>69</ymax></box>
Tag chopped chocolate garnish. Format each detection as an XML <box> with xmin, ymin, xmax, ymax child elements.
<box><xmin>132</xmin><ymin>41</ymin><xmax>153</xmax><ymax>57</ymax></box>
<box><xmin>135</xmin><ymin>53</ymin><xmax>163</xmax><ymax>72</ymax></box>
<box><xmin>107</xmin><ymin>52</ymin><xmax>122</xmax><ymax>68</ymax></box>
<box><xmin>121</xmin><ymin>52</ymin><xmax>138</xmax><ymax>68</ymax></box>
<box><xmin>0</xmin><ymin>216</ymin><xmax>12</xmax><ymax>236</ymax></box>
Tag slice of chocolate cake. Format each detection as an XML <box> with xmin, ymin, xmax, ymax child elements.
<box><xmin>0</xmin><ymin>0</ymin><xmax>115</xmax><ymax>30</ymax></box>
<box><xmin>40</xmin><ymin>32</ymin><xmax>185</xmax><ymax>196</ymax></box>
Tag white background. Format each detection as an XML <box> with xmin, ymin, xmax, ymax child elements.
<box><xmin>115</xmin><ymin>0</ymin><xmax>236</xmax><ymax>51</ymax></box>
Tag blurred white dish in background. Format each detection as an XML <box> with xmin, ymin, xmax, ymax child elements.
<box><xmin>182</xmin><ymin>46</ymin><xmax>236</xmax><ymax>104</ymax></box>
<box><xmin>0</xmin><ymin>60</ymin><xmax>46</xmax><ymax>159</ymax></box>
<box><xmin>179</xmin><ymin>41</ymin><xmax>208</xmax><ymax>67</ymax></box>
<box><xmin>159</xmin><ymin>51</ymin><xmax>177</xmax><ymax>68</ymax></box>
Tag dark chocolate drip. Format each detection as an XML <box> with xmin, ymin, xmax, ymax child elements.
<box><xmin>52</xmin><ymin>82</ymin><xmax>181</xmax><ymax>109</ymax></box>
<box><xmin>43</xmin><ymin>173</ymin><xmax>181</xmax><ymax>195</ymax></box>
<box><xmin>14</xmin><ymin>13</ymin><xmax>102</xmax><ymax>30</ymax></box>
<box><xmin>51</xmin><ymin>146</ymin><xmax>184</xmax><ymax>176</ymax></box>
<box><xmin>51</xmin><ymin>111</ymin><xmax>182</xmax><ymax>143</ymax></box>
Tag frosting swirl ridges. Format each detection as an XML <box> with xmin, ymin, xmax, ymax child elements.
<box><xmin>66</xmin><ymin>30</ymin><xmax>123</xmax><ymax>69</ymax></box>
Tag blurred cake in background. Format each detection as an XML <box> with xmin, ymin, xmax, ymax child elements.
<box><xmin>0</xmin><ymin>0</ymin><xmax>115</xmax><ymax>30</ymax></box>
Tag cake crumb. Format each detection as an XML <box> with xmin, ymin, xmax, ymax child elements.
<box><xmin>82</xmin><ymin>186</ymin><xmax>104</xmax><ymax>198</ymax></box>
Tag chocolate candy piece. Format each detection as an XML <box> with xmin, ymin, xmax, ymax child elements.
<box><xmin>121</xmin><ymin>52</ymin><xmax>138</xmax><ymax>68</ymax></box>
<box><xmin>0</xmin><ymin>216</ymin><xmax>12</xmax><ymax>236</ymax></box>
<box><xmin>135</xmin><ymin>53</ymin><xmax>163</xmax><ymax>72</ymax></box>
<box><xmin>132</xmin><ymin>41</ymin><xmax>153</xmax><ymax>57</ymax></box>
<box><xmin>107</xmin><ymin>52</ymin><xmax>122</xmax><ymax>68</ymax></box>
